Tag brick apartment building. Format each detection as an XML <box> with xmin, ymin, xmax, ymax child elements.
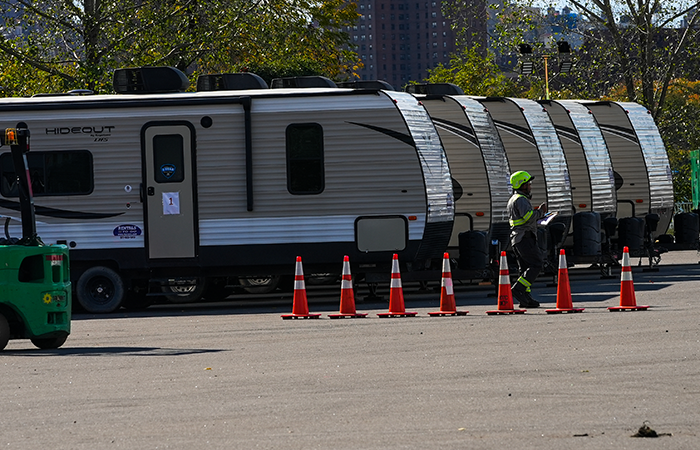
<box><xmin>346</xmin><ymin>0</ymin><xmax>460</xmax><ymax>88</ymax></box>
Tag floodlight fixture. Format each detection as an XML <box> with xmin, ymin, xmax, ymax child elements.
<box><xmin>518</xmin><ymin>43</ymin><xmax>533</xmax><ymax>54</ymax></box>
<box><xmin>557</xmin><ymin>40</ymin><xmax>571</xmax><ymax>54</ymax></box>
<box><xmin>520</xmin><ymin>60</ymin><xmax>535</xmax><ymax>75</ymax></box>
<box><xmin>559</xmin><ymin>60</ymin><xmax>574</xmax><ymax>73</ymax></box>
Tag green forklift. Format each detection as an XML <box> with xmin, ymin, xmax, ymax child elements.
<box><xmin>0</xmin><ymin>123</ymin><xmax>71</xmax><ymax>350</ymax></box>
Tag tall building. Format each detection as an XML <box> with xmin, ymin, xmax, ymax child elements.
<box><xmin>346</xmin><ymin>0</ymin><xmax>459</xmax><ymax>88</ymax></box>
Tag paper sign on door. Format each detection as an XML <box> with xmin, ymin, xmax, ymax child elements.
<box><xmin>163</xmin><ymin>192</ymin><xmax>180</xmax><ymax>215</ymax></box>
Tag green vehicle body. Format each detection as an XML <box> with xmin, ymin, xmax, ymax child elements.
<box><xmin>0</xmin><ymin>124</ymin><xmax>71</xmax><ymax>351</ymax></box>
<box><xmin>0</xmin><ymin>244</ymin><xmax>71</xmax><ymax>350</ymax></box>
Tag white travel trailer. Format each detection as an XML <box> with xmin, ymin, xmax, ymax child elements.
<box><xmin>474</xmin><ymin>97</ymin><xmax>574</xmax><ymax>249</ymax></box>
<box><xmin>578</xmin><ymin>102</ymin><xmax>674</xmax><ymax>229</ymax></box>
<box><xmin>539</xmin><ymin>100</ymin><xmax>617</xmax><ymax>217</ymax></box>
<box><xmin>406</xmin><ymin>84</ymin><xmax>510</xmax><ymax>272</ymax></box>
<box><xmin>539</xmin><ymin>100</ymin><xmax>618</xmax><ymax>261</ymax></box>
<box><xmin>0</xmin><ymin>68</ymin><xmax>454</xmax><ymax>313</ymax></box>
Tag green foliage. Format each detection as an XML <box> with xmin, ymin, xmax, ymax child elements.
<box><xmin>654</xmin><ymin>79</ymin><xmax>700</xmax><ymax>202</ymax></box>
<box><xmin>0</xmin><ymin>0</ymin><xmax>361</xmax><ymax>95</ymax></box>
<box><xmin>425</xmin><ymin>46</ymin><xmax>522</xmax><ymax>96</ymax></box>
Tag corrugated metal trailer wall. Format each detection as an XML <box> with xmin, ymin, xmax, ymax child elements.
<box><xmin>416</xmin><ymin>95</ymin><xmax>510</xmax><ymax>250</ymax></box>
<box><xmin>475</xmin><ymin>97</ymin><xmax>573</xmax><ymax>221</ymax></box>
<box><xmin>580</xmin><ymin>101</ymin><xmax>673</xmax><ymax>235</ymax></box>
<box><xmin>542</xmin><ymin>100</ymin><xmax>617</xmax><ymax>216</ymax></box>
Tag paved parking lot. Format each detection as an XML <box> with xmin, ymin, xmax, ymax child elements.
<box><xmin>2</xmin><ymin>251</ymin><xmax>699</xmax><ymax>449</ymax></box>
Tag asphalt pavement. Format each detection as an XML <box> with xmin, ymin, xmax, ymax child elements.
<box><xmin>2</xmin><ymin>251</ymin><xmax>699</xmax><ymax>449</ymax></box>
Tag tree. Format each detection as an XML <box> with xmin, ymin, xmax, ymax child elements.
<box><xmin>0</xmin><ymin>0</ymin><xmax>360</xmax><ymax>95</ymax></box>
<box><xmin>540</xmin><ymin>0</ymin><xmax>700</xmax><ymax>119</ymax></box>
<box><xmin>424</xmin><ymin>45</ymin><xmax>523</xmax><ymax>96</ymax></box>
<box><xmin>646</xmin><ymin>79</ymin><xmax>700</xmax><ymax>202</ymax></box>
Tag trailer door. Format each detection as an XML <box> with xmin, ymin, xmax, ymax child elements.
<box><xmin>143</xmin><ymin>124</ymin><xmax>196</xmax><ymax>259</ymax></box>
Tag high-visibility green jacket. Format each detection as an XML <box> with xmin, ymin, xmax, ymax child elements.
<box><xmin>508</xmin><ymin>191</ymin><xmax>544</xmax><ymax>245</ymax></box>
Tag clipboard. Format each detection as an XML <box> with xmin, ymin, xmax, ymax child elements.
<box><xmin>537</xmin><ymin>211</ymin><xmax>558</xmax><ymax>226</ymax></box>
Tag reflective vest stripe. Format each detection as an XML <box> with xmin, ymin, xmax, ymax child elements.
<box><xmin>510</xmin><ymin>209</ymin><xmax>533</xmax><ymax>226</ymax></box>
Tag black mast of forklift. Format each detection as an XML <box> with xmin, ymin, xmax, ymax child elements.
<box><xmin>2</xmin><ymin>122</ymin><xmax>42</xmax><ymax>245</ymax></box>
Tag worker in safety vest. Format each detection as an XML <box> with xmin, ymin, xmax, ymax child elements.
<box><xmin>507</xmin><ymin>171</ymin><xmax>547</xmax><ymax>308</ymax></box>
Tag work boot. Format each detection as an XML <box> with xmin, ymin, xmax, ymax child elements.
<box><xmin>522</xmin><ymin>290</ymin><xmax>540</xmax><ymax>308</ymax></box>
<box><xmin>511</xmin><ymin>282</ymin><xmax>531</xmax><ymax>307</ymax></box>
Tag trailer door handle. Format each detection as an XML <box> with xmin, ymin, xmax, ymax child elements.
<box><xmin>147</xmin><ymin>186</ymin><xmax>155</xmax><ymax>196</ymax></box>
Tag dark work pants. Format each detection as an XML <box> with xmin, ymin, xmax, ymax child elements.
<box><xmin>512</xmin><ymin>232</ymin><xmax>544</xmax><ymax>286</ymax></box>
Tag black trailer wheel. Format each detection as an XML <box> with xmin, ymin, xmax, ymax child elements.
<box><xmin>31</xmin><ymin>333</ymin><xmax>68</xmax><ymax>350</ymax></box>
<box><xmin>161</xmin><ymin>277</ymin><xmax>206</xmax><ymax>303</ymax></box>
<box><xmin>238</xmin><ymin>275</ymin><xmax>280</xmax><ymax>294</ymax></box>
<box><xmin>0</xmin><ymin>314</ymin><xmax>9</xmax><ymax>350</ymax></box>
<box><xmin>76</xmin><ymin>266</ymin><xmax>125</xmax><ymax>313</ymax></box>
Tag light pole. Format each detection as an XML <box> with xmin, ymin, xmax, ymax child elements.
<box><xmin>518</xmin><ymin>40</ymin><xmax>573</xmax><ymax>100</ymax></box>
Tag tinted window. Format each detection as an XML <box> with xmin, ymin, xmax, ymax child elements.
<box><xmin>153</xmin><ymin>134</ymin><xmax>184</xmax><ymax>183</ymax></box>
<box><xmin>0</xmin><ymin>150</ymin><xmax>93</xmax><ymax>197</ymax></box>
<box><xmin>286</xmin><ymin>124</ymin><xmax>324</xmax><ymax>194</ymax></box>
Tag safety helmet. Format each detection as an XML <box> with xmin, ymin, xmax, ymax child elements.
<box><xmin>510</xmin><ymin>171</ymin><xmax>533</xmax><ymax>190</ymax></box>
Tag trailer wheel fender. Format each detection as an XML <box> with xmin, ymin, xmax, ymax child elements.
<box><xmin>31</xmin><ymin>333</ymin><xmax>68</xmax><ymax>350</ymax></box>
<box><xmin>76</xmin><ymin>266</ymin><xmax>125</xmax><ymax>313</ymax></box>
<box><xmin>0</xmin><ymin>314</ymin><xmax>9</xmax><ymax>350</ymax></box>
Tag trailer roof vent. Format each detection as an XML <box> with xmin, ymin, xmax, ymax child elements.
<box><xmin>196</xmin><ymin>73</ymin><xmax>269</xmax><ymax>91</ymax></box>
<box><xmin>113</xmin><ymin>67</ymin><xmax>189</xmax><ymax>94</ymax></box>
<box><xmin>404</xmin><ymin>83</ymin><xmax>464</xmax><ymax>96</ymax></box>
<box><xmin>336</xmin><ymin>80</ymin><xmax>395</xmax><ymax>91</ymax></box>
<box><xmin>270</xmin><ymin>76</ymin><xmax>337</xmax><ymax>89</ymax></box>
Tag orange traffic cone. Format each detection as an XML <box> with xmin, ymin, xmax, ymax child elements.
<box><xmin>546</xmin><ymin>249</ymin><xmax>584</xmax><ymax>314</ymax></box>
<box><xmin>429</xmin><ymin>252</ymin><xmax>468</xmax><ymax>316</ymax></box>
<box><xmin>487</xmin><ymin>251</ymin><xmax>526</xmax><ymax>315</ymax></box>
<box><xmin>609</xmin><ymin>246</ymin><xmax>649</xmax><ymax>311</ymax></box>
<box><xmin>329</xmin><ymin>256</ymin><xmax>367</xmax><ymax>319</ymax></box>
<box><xmin>281</xmin><ymin>256</ymin><xmax>322</xmax><ymax>319</ymax></box>
<box><xmin>377</xmin><ymin>254</ymin><xmax>417</xmax><ymax>317</ymax></box>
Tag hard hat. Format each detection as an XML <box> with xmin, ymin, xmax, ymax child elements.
<box><xmin>510</xmin><ymin>171</ymin><xmax>533</xmax><ymax>189</ymax></box>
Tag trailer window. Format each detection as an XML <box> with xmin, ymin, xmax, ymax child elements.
<box><xmin>153</xmin><ymin>134</ymin><xmax>185</xmax><ymax>183</ymax></box>
<box><xmin>0</xmin><ymin>150</ymin><xmax>93</xmax><ymax>197</ymax></box>
<box><xmin>286</xmin><ymin>124</ymin><xmax>324</xmax><ymax>194</ymax></box>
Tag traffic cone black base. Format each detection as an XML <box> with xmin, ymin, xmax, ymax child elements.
<box><xmin>545</xmin><ymin>307</ymin><xmax>585</xmax><ymax>314</ymax></box>
<box><xmin>328</xmin><ymin>312</ymin><xmax>368</xmax><ymax>319</ymax></box>
<box><xmin>281</xmin><ymin>313</ymin><xmax>322</xmax><ymax>320</ymax></box>
<box><xmin>486</xmin><ymin>309</ymin><xmax>527</xmax><ymax>315</ymax></box>
<box><xmin>377</xmin><ymin>312</ymin><xmax>418</xmax><ymax>318</ymax></box>
<box><xmin>428</xmin><ymin>311</ymin><xmax>469</xmax><ymax>317</ymax></box>
<box><xmin>608</xmin><ymin>305</ymin><xmax>649</xmax><ymax>312</ymax></box>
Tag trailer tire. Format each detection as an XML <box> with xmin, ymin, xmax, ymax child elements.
<box><xmin>76</xmin><ymin>266</ymin><xmax>125</xmax><ymax>313</ymax></box>
<box><xmin>238</xmin><ymin>275</ymin><xmax>280</xmax><ymax>294</ymax></box>
<box><xmin>0</xmin><ymin>314</ymin><xmax>9</xmax><ymax>350</ymax></box>
<box><xmin>161</xmin><ymin>277</ymin><xmax>206</xmax><ymax>303</ymax></box>
<box><xmin>31</xmin><ymin>333</ymin><xmax>68</xmax><ymax>350</ymax></box>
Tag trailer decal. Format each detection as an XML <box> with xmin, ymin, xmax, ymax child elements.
<box><xmin>346</xmin><ymin>121</ymin><xmax>415</xmax><ymax>146</ymax></box>
<box><xmin>113</xmin><ymin>224</ymin><xmax>142</xmax><ymax>238</ymax></box>
<box><xmin>0</xmin><ymin>199</ymin><xmax>123</xmax><ymax>219</ymax></box>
